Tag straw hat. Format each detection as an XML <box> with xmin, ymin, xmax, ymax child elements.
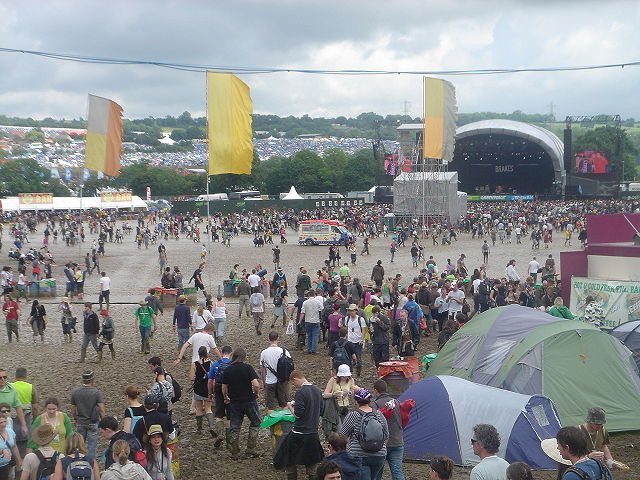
<box><xmin>139</xmin><ymin>299</ymin><xmax>148</xmax><ymax>306</ymax></box>
<box><xmin>348</xmin><ymin>304</ymin><xmax>358</xmax><ymax>310</ymax></box>
<box><xmin>540</xmin><ymin>438</ymin><xmax>571</xmax><ymax>466</ymax></box>
<box><xmin>31</xmin><ymin>424</ymin><xmax>56</xmax><ymax>446</ymax></box>
<box><xmin>143</xmin><ymin>424</ymin><xmax>168</xmax><ymax>443</ymax></box>
<box><xmin>62</xmin><ymin>297</ymin><xmax>70</xmax><ymax>302</ymax></box>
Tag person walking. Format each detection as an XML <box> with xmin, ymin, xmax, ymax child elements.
<box><xmin>340</xmin><ymin>389</ymin><xmax>389</xmax><ymax>480</ymax></box>
<box><xmin>249</xmin><ymin>287</ymin><xmax>265</xmax><ymax>336</ymax></box>
<box><xmin>259</xmin><ymin>331</ymin><xmax>292</xmax><ymax>414</ymax></box>
<box><xmin>27</xmin><ymin>300</ymin><xmax>46</xmax><ymax>344</ymax></box>
<box><xmin>189</xmin><ymin>346</ymin><xmax>215</xmax><ymax>434</ymax></box>
<box><xmin>97</xmin><ymin>309</ymin><xmax>116</xmax><ymax>361</ymax></box>
<box><xmin>301</xmin><ymin>290</ymin><xmax>323</xmax><ymax>354</ymax></box>
<box><xmin>373</xmin><ymin>379</ymin><xmax>405</xmax><ymax>480</ymax></box>
<box><xmin>2</xmin><ymin>294</ymin><xmax>20</xmax><ymax>343</ymax></box>
<box><xmin>79</xmin><ymin>302</ymin><xmax>100</xmax><ymax>363</ymax></box>
<box><xmin>237</xmin><ymin>279</ymin><xmax>252</xmax><ymax>319</ymax></box>
<box><xmin>172</xmin><ymin>295</ymin><xmax>192</xmax><ymax>350</ymax></box>
<box><xmin>58</xmin><ymin>297</ymin><xmax>75</xmax><ymax>343</ymax></box>
<box><xmin>369</xmin><ymin>306</ymin><xmax>390</xmax><ymax>367</ymax></box>
<box><xmin>135</xmin><ymin>299</ymin><xmax>157</xmax><ymax>355</ymax></box>
<box><xmin>211</xmin><ymin>295</ymin><xmax>228</xmax><ymax>342</ymax></box>
<box><xmin>207</xmin><ymin>345</ymin><xmax>233</xmax><ymax>449</ymax></box>
<box><xmin>28</xmin><ymin>398</ymin><xmax>73</xmax><ymax>460</ymax></box>
<box><xmin>274</xmin><ymin>370</ymin><xmax>324</xmax><ymax>480</ymax></box>
<box><xmin>10</xmin><ymin>367</ymin><xmax>38</xmax><ymax>457</ymax></box>
<box><xmin>221</xmin><ymin>347</ymin><xmax>261</xmax><ymax>460</ymax></box>
<box><xmin>481</xmin><ymin>241</ymin><xmax>490</xmax><ymax>264</ymax></box>
<box><xmin>470</xmin><ymin>424</ymin><xmax>509</xmax><ymax>480</ymax></box>
<box><xmin>98</xmin><ymin>271</ymin><xmax>110</xmax><ymax>311</ymax></box>
<box><xmin>142</xmin><ymin>424</ymin><xmax>174</xmax><ymax>480</ymax></box>
<box><xmin>70</xmin><ymin>370</ymin><xmax>105</xmax><ymax>459</ymax></box>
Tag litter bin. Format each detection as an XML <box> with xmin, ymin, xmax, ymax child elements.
<box><xmin>260</xmin><ymin>410</ymin><xmax>295</xmax><ymax>457</ymax></box>
<box><xmin>377</xmin><ymin>358</ymin><xmax>420</xmax><ymax>397</ymax></box>
<box><xmin>223</xmin><ymin>280</ymin><xmax>238</xmax><ymax>297</ymax></box>
<box><xmin>38</xmin><ymin>279</ymin><xmax>57</xmax><ymax>297</ymax></box>
<box><xmin>28</xmin><ymin>281</ymin><xmax>39</xmax><ymax>298</ymax></box>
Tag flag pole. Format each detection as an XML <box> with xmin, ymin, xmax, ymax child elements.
<box><xmin>206</xmin><ymin>174</ymin><xmax>212</xmax><ymax>294</ymax></box>
<box><xmin>205</xmin><ymin>72</ymin><xmax>212</xmax><ymax>295</ymax></box>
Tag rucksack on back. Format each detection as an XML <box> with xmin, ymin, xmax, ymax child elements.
<box><xmin>34</xmin><ymin>450</ymin><xmax>60</xmax><ymax>480</ymax></box>
<box><xmin>565</xmin><ymin>460</ymin><xmax>612</xmax><ymax>480</ymax></box>
<box><xmin>250</xmin><ymin>294</ymin><xmax>262</xmax><ymax>307</ymax></box>
<box><xmin>275</xmin><ymin>348</ymin><xmax>294</xmax><ymax>383</ymax></box>
<box><xmin>165</xmin><ymin>372</ymin><xmax>182</xmax><ymax>403</ymax></box>
<box><xmin>215</xmin><ymin>359</ymin><xmax>230</xmax><ymax>383</ymax></box>
<box><xmin>357</xmin><ymin>410</ymin><xmax>385</xmax><ymax>453</ymax></box>
<box><xmin>127</xmin><ymin>407</ymin><xmax>143</xmax><ymax>433</ymax></box>
<box><xmin>274</xmin><ymin>290</ymin><xmax>283</xmax><ymax>307</ymax></box>
<box><xmin>332</xmin><ymin>340</ymin><xmax>350</xmax><ymax>369</ymax></box>
<box><xmin>64</xmin><ymin>450</ymin><xmax>94</xmax><ymax>480</ymax></box>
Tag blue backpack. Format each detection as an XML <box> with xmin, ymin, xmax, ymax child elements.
<box><xmin>127</xmin><ymin>407</ymin><xmax>143</xmax><ymax>433</ymax></box>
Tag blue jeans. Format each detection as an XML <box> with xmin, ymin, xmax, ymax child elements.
<box><xmin>352</xmin><ymin>342</ymin><xmax>363</xmax><ymax>367</ymax></box>
<box><xmin>214</xmin><ymin>318</ymin><xmax>226</xmax><ymax>337</ymax></box>
<box><xmin>385</xmin><ymin>446</ymin><xmax>405</xmax><ymax>480</ymax></box>
<box><xmin>228</xmin><ymin>399</ymin><xmax>261</xmax><ymax>434</ymax></box>
<box><xmin>361</xmin><ymin>455</ymin><xmax>386</xmax><ymax>480</ymax></box>
<box><xmin>139</xmin><ymin>325</ymin><xmax>152</xmax><ymax>340</ymax></box>
<box><xmin>177</xmin><ymin>328</ymin><xmax>190</xmax><ymax>348</ymax></box>
<box><xmin>76</xmin><ymin>423</ymin><xmax>98</xmax><ymax>459</ymax></box>
<box><xmin>305</xmin><ymin>322</ymin><xmax>320</xmax><ymax>353</ymax></box>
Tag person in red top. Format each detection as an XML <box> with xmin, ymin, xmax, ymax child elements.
<box><xmin>2</xmin><ymin>294</ymin><xmax>20</xmax><ymax>343</ymax></box>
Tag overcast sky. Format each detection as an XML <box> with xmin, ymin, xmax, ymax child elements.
<box><xmin>0</xmin><ymin>0</ymin><xmax>638</xmax><ymax>121</ymax></box>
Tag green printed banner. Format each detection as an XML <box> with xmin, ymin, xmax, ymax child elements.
<box><xmin>570</xmin><ymin>276</ymin><xmax>640</xmax><ymax>328</ymax></box>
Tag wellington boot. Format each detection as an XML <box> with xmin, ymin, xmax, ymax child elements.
<box><xmin>225</xmin><ymin>428</ymin><xmax>232</xmax><ymax>450</ymax></box>
<box><xmin>213</xmin><ymin>421</ymin><xmax>225</xmax><ymax>448</ymax></box>
<box><xmin>96</xmin><ymin>350</ymin><xmax>103</xmax><ymax>363</ymax></box>
<box><xmin>144</xmin><ymin>338</ymin><xmax>151</xmax><ymax>355</ymax></box>
<box><xmin>78</xmin><ymin>348</ymin><xmax>87</xmax><ymax>363</ymax></box>
<box><xmin>195</xmin><ymin>415</ymin><xmax>203</xmax><ymax>432</ymax></box>
<box><xmin>111</xmin><ymin>350</ymin><xmax>116</xmax><ymax>360</ymax></box>
<box><xmin>245</xmin><ymin>427</ymin><xmax>260</xmax><ymax>457</ymax></box>
<box><xmin>205</xmin><ymin>413</ymin><xmax>216</xmax><ymax>437</ymax></box>
<box><xmin>229</xmin><ymin>431</ymin><xmax>241</xmax><ymax>459</ymax></box>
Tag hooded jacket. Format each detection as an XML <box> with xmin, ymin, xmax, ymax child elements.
<box><xmin>101</xmin><ymin>461</ymin><xmax>152</xmax><ymax>480</ymax></box>
<box><xmin>326</xmin><ymin>450</ymin><xmax>361</xmax><ymax>480</ymax></box>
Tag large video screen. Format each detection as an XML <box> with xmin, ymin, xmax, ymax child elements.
<box><xmin>575</xmin><ymin>150</ymin><xmax>610</xmax><ymax>174</ymax></box>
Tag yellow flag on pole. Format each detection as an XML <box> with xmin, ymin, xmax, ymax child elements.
<box><xmin>207</xmin><ymin>73</ymin><xmax>253</xmax><ymax>175</ymax></box>
<box><xmin>423</xmin><ymin>77</ymin><xmax>457</xmax><ymax>162</ymax></box>
<box><xmin>85</xmin><ymin>94</ymin><xmax>123</xmax><ymax>177</ymax></box>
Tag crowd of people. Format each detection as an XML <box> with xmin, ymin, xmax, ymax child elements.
<box><xmin>1</xmin><ymin>199</ymin><xmax>637</xmax><ymax>480</ymax></box>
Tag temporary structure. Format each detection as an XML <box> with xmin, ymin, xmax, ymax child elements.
<box><xmin>282</xmin><ymin>186</ymin><xmax>304</xmax><ymax>200</ymax></box>
<box><xmin>399</xmin><ymin>376</ymin><xmax>562</xmax><ymax>469</ymax></box>
<box><xmin>610</xmin><ymin>320</ymin><xmax>640</xmax><ymax>370</ymax></box>
<box><xmin>426</xmin><ymin>305</ymin><xmax>640</xmax><ymax>431</ymax></box>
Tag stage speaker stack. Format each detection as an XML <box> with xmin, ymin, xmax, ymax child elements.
<box><xmin>563</xmin><ymin>127</ymin><xmax>572</xmax><ymax>172</ymax></box>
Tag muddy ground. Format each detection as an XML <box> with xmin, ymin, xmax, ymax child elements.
<box><xmin>1</xmin><ymin>221</ymin><xmax>637</xmax><ymax>479</ymax></box>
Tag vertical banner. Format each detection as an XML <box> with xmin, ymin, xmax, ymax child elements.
<box><xmin>570</xmin><ymin>276</ymin><xmax>640</xmax><ymax>328</ymax></box>
<box><xmin>423</xmin><ymin>77</ymin><xmax>457</xmax><ymax>162</ymax></box>
<box><xmin>65</xmin><ymin>167</ymin><xmax>72</xmax><ymax>181</ymax></box>
<box><xmin>97</xmin><ymin>171</ymin><xmax>104</xmax><ymax>180</ymax></box>
<box><xmin>85</xmin><ymin>94</ymin><xmax>123</xmax><ymax>177</ymax></box>
<box><xmin>83</xmin><ymin>168</ymin><xmax>90</xmax><ymax>181</ymax></box>
<box><xmin>207</xmin><ymin>73</ymin><xmax>253</xmax><ymax>175</ymax></box>
<box><xmin>50</xmin><ymin>167</ymin><xmax>60</xmax><ymax>179</ymax></box>
<box><xmin>146</xmin><ymin>186</ymin><xmax>151</xmax><ymax>201</ymax></box>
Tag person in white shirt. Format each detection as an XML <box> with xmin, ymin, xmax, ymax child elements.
<box><xmin>174</xmin><ymin>322</ymin><xmax>221</xmax><ymax>364</ymax></box>
<box><xmin>300</xmin><ymin>290</ymin><xmax>323</xmax><ymax>354</ymax></box>
<box><xmin>192</xmin><ymin>304</ymin><xmax>214</xmax><ymax>332</ymax></box>
<box><xmin>99</xmin><ymin>272</ymin><xmax>111</xmax><ymax>310</ymax></box>
<box><xmin>343</xmin><ymin>304</ymin><xmax>367</xmax><ymax>376</ymax></box>
<box><xmin>247</xmin><ymin>270</ymin><xmax>261</xmax><ymax>289</ymax></box>
<box><xmin>470</xmin><ymin>424</ymin><xmax>509</xmax><ymax>480</ymax></box>
<box><xmin>446</xmin><ymin>284</ymin><xmax>466</xmax><ymax>319</ymax></box>
<box><xmin>249</xmin><ymin>287</ymin><xmax>265</xmax><ymax>335</ymax></box>
<box><xmin>259</xmin><ymin>331</ymin><xmax>291</xmax><ymax>413</ymax></box>
<box><xmin>528</xmin><ymin>257</ymin><xmax>540</xmax><ymax>283</ymax></box>
<box><xmin>505</xmin><ymin>260</ymin><xmax>520</xmax><ymax>283</ymax></box>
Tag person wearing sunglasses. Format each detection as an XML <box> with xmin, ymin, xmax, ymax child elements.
<box><xmin>0</xmin><ymin>371</ymin><xmax>27</xmax><ymax>440</ymax></box>
<box><xmin>470</xmin><ymin>424</ymin><xmax>509</xmax><ymax>480</ymax></box>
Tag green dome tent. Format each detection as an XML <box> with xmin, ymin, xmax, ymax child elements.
<box><xmin>427</xmin><ymin>305</ymin><xmax>640</xmax><ymax>431</ymax></box>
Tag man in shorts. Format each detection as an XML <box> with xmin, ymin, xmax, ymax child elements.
<box><xmin>259</xmin><ymin>331</ymin><xmax>291</xmax><ymax>414</ymax></box>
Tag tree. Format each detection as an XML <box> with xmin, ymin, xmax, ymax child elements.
<box><xmin>0</xmin><ymin>158</ymin><xmax>70</xmax><ymax>195</ymax></box>
<box><xmin>24</xmin><ymin>128</ymin><xmax>45</xmax><ymax>143</ymax></box>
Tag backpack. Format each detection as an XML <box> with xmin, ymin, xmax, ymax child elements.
<box><xmin>356</xmin><ymin>410</ymin><xmax>385</xmax><ymax>453</ymax></box>
<box><xmin>332</xmin><ymin>340</ymin><xmax>351</xmax><ymax>369</ymax></box>
<box><xmin>250</xmin><ymin>293</ymin><xmax>262</xmax><ymax>307</ymax></box>
<box><xmin>34</xmin><ymin>450</ymin><xmax>59</xmax><ymax>480</ymax></box>
<box><xmin>63</xmin><ymin>450</ymin><xmax>94</xmax><ymax>480</ymax></box>
<box><xmin>164</xmin><ymin>371</ymin><xmax>182</xmax><ymax>403</ymax></box>
<box><xmin>565</xmin><ymin>460</ymin><xmax>612</xmax><ymax>480</ymax></box>
<box><xmin>274</xmin><ymin>289</ymin><xmax>283</xmax><ymax>307</ymax></box>
<box><xmin>214</xmin><ymin>358</ymin><xmax>231</xmax><ymax>383</ymax></box>
<box><xmin>127</xmin><ymin>407</ymin><xmax>143</xmax><ymax>433</ymax></box>
<box><xmin>276</xmin><ymin>348</ymin><xmax>295</xmax><ymax>383</ymax></box>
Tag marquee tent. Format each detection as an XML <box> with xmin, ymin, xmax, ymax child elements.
<box><xmin>399</xmin><ymin>376</ymin><xmax>561</xmax><ymax>468</ymax></box>
<box><xmin>610</xmin><ymin>320</ymin><xmax>640</xmax><ymax>370</ymax></box>
<box><xmin>282</xmin><ymin>186</ymin><xmax>304</xmax><ymax>200</ymax></box>
<box><xmin>426</xmin><ymin>305</ymin><xmax>640</xmax><ymax>431</ymax></box>
<box><xmin>0</xmin><ymin>195</ymin><xmax>148</xmax><ymax>211</ymax></box>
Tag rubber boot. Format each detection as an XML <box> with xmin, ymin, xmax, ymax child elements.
<box><xmin>96</xmin><ymin>350</ymin><xmax>103</xmax><ymax>363</ymax></box>
<box><xmin>195</xmin><ymin>415</ymin><xmax>203</xmax><ymax>432</ymax></box>
<box><xmin>285</xmin><ymin>466</ymin><xmax>298</xmax><ymax>480</ymax></box>
<box><xmin>213</xmin><ymin>421</ymin><xmax>225</xmax><ymax>448</ymax></box>
<box><xmin>356</xmin><ymin>364</ymin><xmax>362</xmax><ymax>377</ymax></box>
<box><xmin>140</xmin><ymin>340</ymin><xmax>145</xmax><ymax>354</ymax></box>
<box><xmin>205</xmin><ymin>413</ymin><xmax>216</xmax><ymax>438</ymax></box>
<box><xmin>111</xmin><ymin>349</ymin><xmax>116</xmax><ymax>360</ymax></box>
<box><xmin>225</xmin><ymin>428</ymin><xmax>232</xmax><ymax>450</ymax></box>
<box><xmin>144</xmin><ymin>338</ymin><xmax>150</xmax><ymax>354</ymax></box>
<box><xmin>79</xmin><ymin>348</ymin><xmax>87</xmax><ymax>363</ymax></box>
<box><xmin>229</xmin><ymin>430</ymin><xmax>241</xmax><ymax>459</ymax></box>
<box><xmin>245</xmin><ymin>427</ymin><xmax>260</xmax><ymax>457</ymax></box>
